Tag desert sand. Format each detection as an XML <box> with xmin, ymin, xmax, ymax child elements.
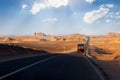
<box><xmin>90</xmin><ymin>32</ymin><xmax>120</xmax><ymax>80</ymax></box>
<box><xmin>0</xmin><ymin>32</ymin><xmax>120</xmax><ymax>80</ymax></box>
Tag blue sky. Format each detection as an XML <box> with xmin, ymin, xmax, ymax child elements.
<box><xmin>0</xmin><ymin>0</ymin><xmax>120</xmax><ymax>35</ymax></box>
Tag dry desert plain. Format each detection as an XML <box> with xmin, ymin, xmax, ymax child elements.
<box><xmin>90</xmin><ymin>33</ymin><xmax>120</xmax><ymax>80</ymax></box>
<box><xmin>0</xmin><ymin>32</ymin><xmax>120</xmax><ymax>80</ymax></box>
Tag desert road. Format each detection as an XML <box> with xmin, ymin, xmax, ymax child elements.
<box><xmin>0</xmin><ymin>53</ymin><xmax>105</xmax><ymax>80</ymax></box>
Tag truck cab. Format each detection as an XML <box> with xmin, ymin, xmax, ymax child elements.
<box><xmin>77</xmin><ymin>44</ymin><xmax>84</xmax><ymax>53</ymax></box>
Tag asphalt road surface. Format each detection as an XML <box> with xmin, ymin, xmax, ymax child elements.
<box><xmin>0</xmin><ymin>53</ymin><xmax>105</xmax><ymax>80</ymax></box>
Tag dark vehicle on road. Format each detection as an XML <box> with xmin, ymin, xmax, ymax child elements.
<box><xmin>77</xmin><ymin>44</ymin><xmax>84</xmax><ymax>53</ymax></box>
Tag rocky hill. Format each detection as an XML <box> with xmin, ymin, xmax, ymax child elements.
<box><xmin>0</xmin><ymin>33</ymin><xmax>86</xmax><ymax>42</ymax></box>
<box><xmin>106</xmin><ymin>32</ymin><xmax>120</xmax><ymax>37</ymax></box>
<box><xmin>34</xmin><ymin>32</ymin><xmax>86</xmax><ymax>42</ymax></box>
<box><xmin>90</xmin><ymin>32</ymin><xmax>120</xmax><ymax>38</ymax></box>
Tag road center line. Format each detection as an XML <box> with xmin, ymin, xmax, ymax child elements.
<box><xmin>84</xmin><ymin>37</ymin><xmax>105</xmax><ymax>80</ymax></box>
<box><xmin>0</xmin><ymin>56</ymin><xmax>57</xmax><ymax>80</ymax></box>
<box><xmin>85</xmin><ymin>56</ymin><xmax>105</xmax><ymax>80</ymax></box>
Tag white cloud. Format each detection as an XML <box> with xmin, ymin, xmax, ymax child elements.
<box><xmin>43</xmin><ymin>18</ymin><xmax>58</xmax><ymax>22</ymax></box>
<box><xmin>83</xmin><ymin>7</ymin><xmax>109</xmax><ymax>24</ymax></box>
<box><xmin>47</xmin><ymin>0</ymin><xmax>69</xmax><ymax>8</ymax></box>
<box><xmin>106</xmin><ymin>4</ymin><xmax>114</xmax><ymax>8</ymax></box>
<box><xmin>116</xmin><ymin>16</ymin><xmax>120</xmax><ymax>19</ymax></box>
<box><xmin>106</xmin><ymin>12</ymin><xmax>120</xmax><ymax>19</ymax></box>
<box><xmin>116</xmin><ymin>12</ymin><xmax>120</xmax><ymax>15</ymax></box>
<box><xmin>22</xmin><ymin>4</ymin><xmax>28</xmax><ymax>9</ymax></box>
<box><xmin>85</xmin><ymin>0</ymin><xmax>95</xmax><ymax>3</ymax></box>
<box><xmin>96</xmin><ymin>21</ymin><xmax>100</xmax><ymax>24</ymax></box>
<box><xmin>30</xmin><ymin>0</ymin><xmax>69</xmax><ymax>15</ymax></box>
<box><xmin>73</xmin><ymin>12</ymin><xmax>77</xmax><ymax>16</ymax></box>
<box><xmin>30</xmin><ymin>2</ymin><xmax>46</xmax><ymax>15</ymax></box>
<box><xmin>117</xmin><ymin>22</ymin><xmax>120</xmax><ymax>25</ymax></box>
<box><xmin>100</xmin><ymin>4</ymin><xmax>114</xmax><ymax>8</ymax></box>
<box><xmin>106</xmin><ymin>19</ymin><xmax>111</xmax><ymax>23</ymax></box>
<box><xmin>110</xmin><ymin>14</ymin><xmax>114</xmax><ymax>18</ymax></box>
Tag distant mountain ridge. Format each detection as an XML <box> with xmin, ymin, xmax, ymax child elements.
<box><xmin>0</xmin><ymin>32</ymin><xmax>119</xmax><ymax>42</ymax></box>
<box><xmin>34</xmin><ymin>32</ymin><xmax>86</xmax><ymax>41</ymax></box>
<box><xmin>106</xmin><ymin>32</ymin><xmax>120</xmax><ymax>37</ymax></box>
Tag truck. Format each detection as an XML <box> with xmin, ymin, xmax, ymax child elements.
<box><xmin>77</xmin><ymin>44</ymin><xmax>84</xmax><ymax>53</ymax></box>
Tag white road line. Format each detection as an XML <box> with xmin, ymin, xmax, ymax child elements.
<box><xmin>0</xmin><ymin>56</ymin><xmax>57</xmax><ymax>80</ymax></box>
<box><xmin>85</xmin><ymin>56</ymin><xmax>105</xmax><ymax>80</ymax></box>
<box><xmin>85</xmin><ymin>37</ymin><xmax>105</xmax><ymax>80</ymax></box>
